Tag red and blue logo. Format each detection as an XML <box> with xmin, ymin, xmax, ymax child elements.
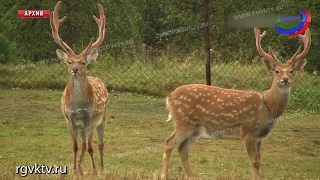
<box><xmin>275</xmin><ymin>9</ymin><xmax>311</xmax><ymax>36</ymax></box>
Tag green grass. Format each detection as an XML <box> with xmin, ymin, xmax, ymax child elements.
<box><xmin>0</xmin><ymin>55</ymin><xmax>319</xmax><ymax>112</ymax></box>
<box><xmin>0</xmin><ymin>89</ymin><xmax>319</xmax><ymax>179</ymax></box>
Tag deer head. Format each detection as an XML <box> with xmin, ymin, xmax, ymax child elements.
<box><xmin>254</xmin><ymin>27</ymin><xmax>311</xmax><ymax>90</ymax></box>
<box><xmin>50</xmin><ymin>1</ymin><xmax>105</xmax><ymax>78</ymax></box>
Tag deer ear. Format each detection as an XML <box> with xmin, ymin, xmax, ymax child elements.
<box><xmin>292</xmin><ymin>59</ymin><xmax>307</xmax><ymax>71</ymax></box>
<box><xmin>85</xmin><ymin>49</ymin><xmax>98</xmax><ymax>65</ymax></box>
<box><xmin>56</xmin><ymin>49</ymin><xmax>69</xmax><ymax>64</ymax></box>
<box><xmin>262</xmin><ymin>58</ymin><xmax>276</xmax><ymax>71</ymax></box>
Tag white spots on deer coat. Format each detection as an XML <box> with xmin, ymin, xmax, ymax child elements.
<box><xmin>167</xmin><ymin>84</ymin><xmax>264</xmax><ymax>127</ymax></box>
<box><xmin>179</xmin><ymin>95</ymin><xmax>187</xmax><ymax>101</ymax></box>
<box><xmin>227</xmin><ymin>113</ymin><xmax>235</xmax><ymax>118</ymax></box>
<box><xmin>211</xmin><ymin>119</ymin><xmax>220</xmax><ymax>124</ymax></box>
<box><xmin>245</xmin><ymin>117</ymin><xmax>255</xmax><ymax>122</ymax></box>
<box><xmin>239</xmin><ymin>98</ymin><xmax>245</xmax><ymax>102</ymax></box>
<box><xmin>183</xmin><ymin>116</ymin><xmax>190</xmax><ymax>122</ymax></box>
<box><xmin>173</xmin><ymin>100</ymin><xmax>181</xmax><ymax>105</ymax></box>
<box><xmin>188</xmin><ymin>109</ymin><xmax>194</xmax><ymax>115</ymax></box>
<box><xmin>88</xmin><ymin>76</ymin><xmax>108</xmax><ymax>114</ymax></box>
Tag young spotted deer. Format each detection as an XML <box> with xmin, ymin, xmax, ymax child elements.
<box><xmin>161</xmin><ymin>28</ymin><xmax>311</xmax><ymax>180</ymax></box>
<box><xmin>50</xmin><ymin>1</ymin><xmax>107</xmax><ymax>174</ymax></box>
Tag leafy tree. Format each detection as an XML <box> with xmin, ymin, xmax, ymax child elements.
<box><xmin>0</xmin><ymin>2</ymin><xmax>16</xmax><ymax>63</ymax></box>
<box><xmin>0</xmin><ymin>0</ymin><xmax>318</xmax><ymax>71</ymax></box>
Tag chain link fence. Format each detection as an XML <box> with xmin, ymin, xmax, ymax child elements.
<box><xmin>0</xmin><ymin>47</ymin><xmax>319</xmax><ymax>112</ymax></box>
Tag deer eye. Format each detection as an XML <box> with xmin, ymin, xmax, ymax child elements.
<box><xmin>68</xmin><ymin>61</ymin><xmax>72</xmax><ymax>64</ymax></box>
<box><xmin>289</xmin><ymin>70</ymin><xmax>293</xmax><ymax>73</ymax></box>
<box><xmin>81</xmin><ymin>61</ymin><xmax>86</xmax><ymax>65</ymax></box>
<box><xmin>275</xmin><ymin>70</ymin><xmax>280</xmax><ymax>73</ymax></box>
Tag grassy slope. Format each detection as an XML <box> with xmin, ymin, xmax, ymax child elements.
<box><xmin>0</xmin><ymin>89</ymin><xmax>319</xmax><ymax>180</ymax></box>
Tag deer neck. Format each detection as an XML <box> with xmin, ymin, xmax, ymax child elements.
<box><xmin>67</xmin><ymin>75</ymin><xmax>93</xmax><ymax>106</ymax></box>
<box><xmin>264</xmin><ymin>80</ymin><xmax>291</xmax><ymax>118</ymax></box>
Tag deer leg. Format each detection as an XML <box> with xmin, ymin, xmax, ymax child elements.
<box><xmin>178</xmin><ymin>137</ymin><xmax>196</xmax><ymax>178</ymax></box>
<box><xmin>87</xmin><ymin>130</ymin><xmax>96</xmax><ymax>173</ymax></box>
<box><xmin>70</xmin><ymin>125</ymin><xmax>79</xmax><ymax>173</ymax></box>
<box><xmin>245</xmin><ymin>137</ymin><xmax>262</xmax><ymax>180</ymax></box>
<box><xmin>96</xmin><ymin>121</ymin><xmax>105</xmax><ymax>171</ymax></box>
<box><xmin>161</xmin><ymin>131</ymin><xmax>175</xmax><ymax>180</ymax></box>
<box><xmin>78</xmin><ymin>129</ymin><xmax>86</xmax><ymax>174</ymax></box>
<box><xmin>161</xmin><ymin>126</ymin><xmax>195</xmax><ymax>180</ymax></box>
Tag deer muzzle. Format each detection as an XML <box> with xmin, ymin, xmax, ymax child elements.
<box><xmin>280</xmin><ymin>77</ymin><xmax>289</xmax><ymax>85</ymax></box>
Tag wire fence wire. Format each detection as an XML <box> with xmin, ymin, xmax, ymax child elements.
<box><xmin>0</xmin><ymin>48</ymin><xmax>319</xmax><ymax>112</ymax></box>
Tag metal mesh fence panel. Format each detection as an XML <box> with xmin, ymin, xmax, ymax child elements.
<box><xmin>0</xmin><ymin>51</ymin><xmax>319</xmax><ymax>112</ymax></box>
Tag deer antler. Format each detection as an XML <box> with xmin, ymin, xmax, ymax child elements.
<box><xmin>50</xmin><ymin>1</ymin><xmax>75</xmax><ymax>56</ymax></box>
<box><xmin>254</xmin><ymin>27</ymin><xmax>281</xmax><ymax>64</ymax></box>
<box><xmin>80</xmin><ymin>4</ymin><xmax>106</xmax><ymax>56</ymax></box>
<box><xmin>50</xmin><ymin>1</ymin><xmax>106</xmax><ymax>56</ymax></box>
<box><xmin>287</xmin><ymin>28</ymin><xmax>311</xmax><ymax>64</ymax></box>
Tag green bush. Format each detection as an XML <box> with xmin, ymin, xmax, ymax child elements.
<box><xmin>0</xmin><ymin>35</ymin><xmax>13</xmax><ymax>63</ymax></box>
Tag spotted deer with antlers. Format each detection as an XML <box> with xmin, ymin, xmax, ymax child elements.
<box><xmin>161</xmin><ymin>28</ymin><xmax>311</xmax><ymax>180</ymax></box>
<box><xmin>50</xmin><ymin>1</ymin><xmax>107</xmax><ymax>174</ymax></box>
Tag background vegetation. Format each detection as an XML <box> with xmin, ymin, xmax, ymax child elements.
<box><xmin>0</xmin><ymin>0</ymin><xmax>319</xmax><ymax>71</ymax></box>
